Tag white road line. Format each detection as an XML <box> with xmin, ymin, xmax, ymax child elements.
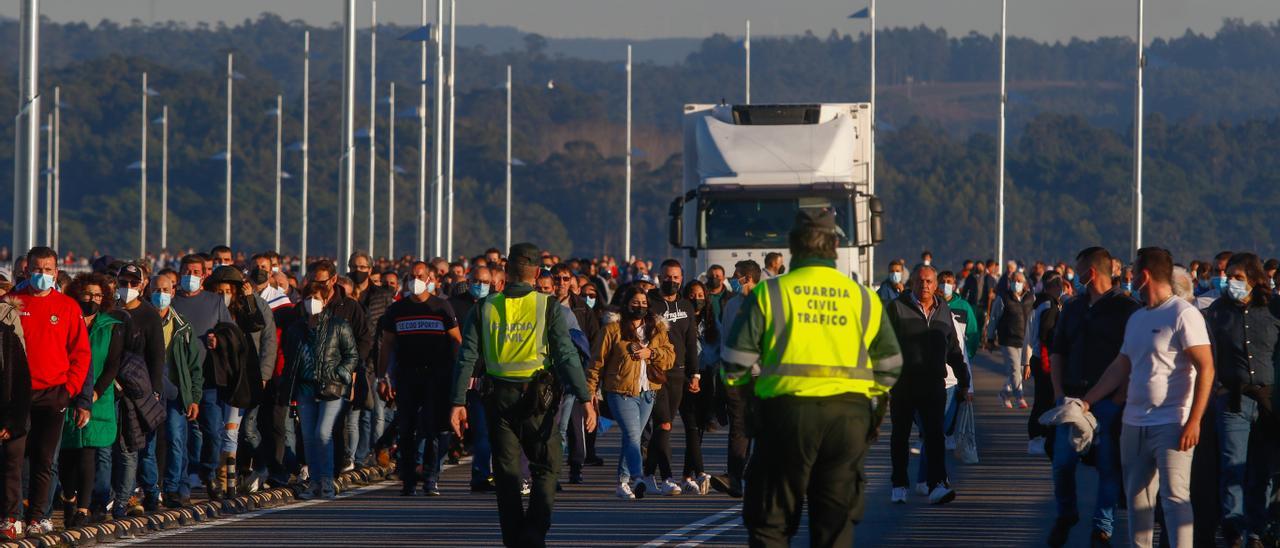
<box><xmin>108</xmin><ymin>459</ymin><xmax>468</xmax><ymax>546</ymax></box>
<box><xmin>639</xmin><ymin>505</ymin><xmax>742</xmax><ymax>547</ymax></box>
<box><xmin>675</xmin><ymin>516</ymin><xmax>743</xmax><ymax>547</ymax></box>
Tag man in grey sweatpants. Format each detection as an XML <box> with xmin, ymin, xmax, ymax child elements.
<box><xmin>1082</xmin><ymin>247</ymin><xmax>1215</xmax><ymax>548</ymax></box>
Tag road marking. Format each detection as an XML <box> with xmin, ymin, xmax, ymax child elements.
<box><xmin>675</xmin><ymin>516</ymin><xmax>743</xmax><ymax>547</ymax></box>
<box><xmin>639</xmin><ymin>505</ymin><xmax>742</xmax><ymax>547</ymax></box>
<box><xmin>109</xmin><ymin>458</ymin><xmax>469</xmax><ymax>546</ymax></box>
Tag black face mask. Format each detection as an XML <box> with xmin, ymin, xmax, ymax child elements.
<box><xmin>660</xmin><ymin>280</ymin><xmax>680</xmax><ymax>296</ymax></box>
<box><xmin>692</xmin><ymin>299</ymin><xmax>707</xmax><ymax>311</ymax></box>
<box><xmin>626</xmin><ymin>305</ymin><xmax>648</xmax><ymax>319</ymax></box>
<box><xmin>79</xmin><ymin>300</ymin><xmax>99</xmax><ymax>317</ymax></box>
<box><xmin>349</xmin><ymin>271</ymin><xmax>369</xmax><ymax>286</ymax></box>
<box><xmin>707</xmin><ymin>279</ymin><xmax>722</xmax><ymax>290</ymax></box>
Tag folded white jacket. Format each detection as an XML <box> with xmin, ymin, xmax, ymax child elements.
<box><xmin>1038</xmin><ymin>397</ymin><xmax>1098</xmax><ymax>454</ymax></box>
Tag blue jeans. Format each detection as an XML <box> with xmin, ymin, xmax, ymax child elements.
<box><xmin>197</xmin><ymin>389</ymin><xmax>244</xmax><ymax>477</ymax></box>
<box><xmin>297</xmin><ymin>385</ymin><xmax>345</xmax><ymax>497</ymax></box>
<box><xmin>917</xmin><ymin>385</ymin><xmax>957</xmax><ymax>483</ymax></box>
<box><xmin>344</xmin><ymin>407</ymin><xmax>365</xmax><ymax>465</ymax></box>
<box><xmin>92</xmin><ymin>446</ymin><xmax>113</xmax><ymax>513</ymax></box>
<box><xmin>1052</xmin><ymin>397</ymin><xmax>1122</xmax><ymax>535</ymax></box>
<box><xmin>607</xmin><ymin>390</ymin><xmax>655</xmax><ymax>483</ymax></box>
<box><xmin>164</xmin><ymin>398</ymin><xmax>196</xmax><ymax>497</ymax></box>
<box><xmin>111</xmin><ymin>432</ymin><xmax>157</xmax><ymax>511</ymax></box>
<box><xmin>1216</xmin><ymin>393</ymin><xmax>1270</xmax><ymax>537</ymax></box>
<box><xmin>467</xmin><ymin>390</ymin><xmax>491</xmax><ymax>483</ymax></box>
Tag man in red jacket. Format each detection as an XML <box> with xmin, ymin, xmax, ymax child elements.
<box><xmin>0</xmin><ymin>246</ymin><xmax>91</xmax><ymax>539</ymax></box>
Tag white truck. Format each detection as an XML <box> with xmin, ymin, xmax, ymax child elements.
<box><xmin>668</xmin><ymin>103</ymin><xmax>883</xmax><ymax>282</ymax></box>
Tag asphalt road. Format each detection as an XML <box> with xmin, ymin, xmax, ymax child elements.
<box><xmin>120</xmin><ymin>352</ymin><xmax>1127</xmax><ymax>547</ymax></box>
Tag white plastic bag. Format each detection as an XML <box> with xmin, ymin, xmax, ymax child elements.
<box><xmin>952</xmin><ymin>401</ymin><xmax>979</xmax><ymax>464</ymax></box>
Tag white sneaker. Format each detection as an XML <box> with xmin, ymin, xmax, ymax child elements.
<box><xmin>26</xmin><ymin>518</ymin><xmax>53</xmax><ymax>535</ymax></box>
<box><xmin>520</xmin><ymin>479</ymin><xmax>531</xmax><ymax>496</ymax></box>
<box><xmin>299</xmin><ymin>465</ymin><xmax>310</xmax><ymax>482</ymax></box>
<box><xmin>696</xmin><ymin>473</ymin><xmax>712</xmax><ymax>496</ymax></box>
<box><xmin>891</xmin><ymin>487</ymin><xmax>908</xmax><ymax>503</ymax></box>
<box><xmin>616</xmin><ymin>482</ymin><xmax>636</xmax><ymax>500</ymax></box>
<box><xmin>928</xmin><ymin>484</ymin><xmax>956</xmax><ymax>505</ymax></box>
<box><xmin>914</xmin><ymin>482</ymin><xmax>929</xmax><ymax>496</ymax></box>
<box><xmin>680</xmin><ymin>477</ymin><xmax>701</xmax><ymax>495</ymax></box>
<box><xmin>659</xmin><ymin>479</ymin><xmax>683</xmax><ymax>496</ymax></box>
<box><xmin>642</xmin><ymin>475</ymin><xmax>660</xmax><ymax>494</ymax></box>
<box><xmin>1027</xmin><ymin>437</ymin><xmax>1047</xmax><ymax>457</ymax></box>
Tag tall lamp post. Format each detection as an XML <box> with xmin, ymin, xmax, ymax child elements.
<box><xmin>153</xmin><ymin>107</ymin><xmax>168</xmax><ymax>251</ymax></box>
<box><xmin>368</xmin><ymin>0</ymin><xmax>378</xmax><ymax>255</ymax></box>
<box><xmin>1132</xmin><ymin>0</ymin><xmax>1145</xmax><ymax>259</ymax></box>
<box><xmin>505</xmin><ymin>65</ymin><xmax>512</xmax><ymax>252</ymax></box>
<box><xmin>13</xmin><ymin>0</ymin><xmax>40</xmax><ymax>258</ymax></box>
<box><xmin>624</xmin><ymin>46</ymin><xmax>632</xmax><ymax>261</ymax></box>
<box><xmin>850</xmin><ymin>4</ymin><xmax>876</xmax><ymax>277</ymax></box>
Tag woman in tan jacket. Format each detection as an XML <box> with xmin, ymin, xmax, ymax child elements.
<box><xmin>587</xmin><ymin>285</ymin><xmax>675</xmax><ymax>500</ymax></box>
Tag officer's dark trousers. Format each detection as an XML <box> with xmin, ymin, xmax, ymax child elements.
<box><xmin>722</xmin><ymin>380</ymin><xmax>752</xmax><ymax>481</ymax></box>
<box><xmin>744</xmin><ymin>394</ymin><xmax>871</xmax><ymax>548</ymax></box>
<box><xmin>485</xmin><ymin>382</ymin><xmax>562</xmax><ymax>548</ymax></box>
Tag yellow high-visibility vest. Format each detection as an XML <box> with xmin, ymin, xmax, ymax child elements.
<box><xmin>480</xmin><ymin>292</ymin><xmax>550</xmax><ymax>380</ymax></box>
<box><xmin>753</xmin><ymin>265</ymin><xmax>884</xmax><ymax>398</ymax></box>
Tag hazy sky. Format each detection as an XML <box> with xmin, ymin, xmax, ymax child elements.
<box><xmin>4</xmin><ymin>0</ymin><xmax>1275</xmax><ymax>43</ymax></box>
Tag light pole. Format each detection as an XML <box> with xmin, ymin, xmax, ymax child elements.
<box><xmin>1133</xmin><ymin>0</ymin><xmax>1144</xmax><ymax>259</ymax></box>
<box><xmin>272</xmin><ymin>95</ymin><xmax>283</xmax><ymax>253</ymax></box>
<box><xmin>505</xmin><ymin>64</ymin><xmax>512</xmax><ymax>252</ymax></box>
<box><xmin>302</xmin><ymin>31</ymin><xmax>311</xmax><ymax>276</ymax></box>
<box><xmin>744</xmin><ymin>20</ymin><xmax>750</xmax><ymax>104</ymax></box>
<box><xmin>624</xmin><ymin>45</ymin><xmax>632</xmax><ymax>261</ymax></box>
<box><xmin>850</xmin><ymin>3</ymin><xmax>876</xmax><ymax>277</ymax></box>
<box><xmin>224</xmin><ymin>53</ymin><xmax>234</xmax><ymax>247</ymax></box>
<box><xmin>154</xmin><ymin>106</ymin><xmax>168</xmax><ymax>251</ymax></box>
<box><xmin>53</xmin><ymin>85</ymin><xmax>60</xmax><ymax>252</ymax></box>
<box><xmin>368</xmin><ymin>0</ymin><xmax>377</xmax><ymax>256</ymax></box>
<box><xmin>13</xmin><ymin>0</ymin><xmax>40</xmax><ymax>258</ymax></box>
<box><xmin>139</xmin><ymin>72</ymin><xmax>152</xmax><ymax>258</ymax></box>
<box><xmin>997</xmin><ymin>0</ymin><xmax>1007</xmax><ymax>266</ymax></box>
<box><xmin>433</xmin><ymin>0</ymin><xmax>445</xmax><ymax>258</ymax></box>
<box><xmin>445</xmin><ymin>0</ymin><xmax>456</xmax><ymax>260</ymax></box>
<box><xmin>417</xmin><ymin>3</ymin><xmax>428</xmax><ymax>259</ymax></box>
<box><xmin>339</xmin><ymin>0</ymin><xmax>357</xmax><ymax>264</ymax></box>
<box><xmin>44</xmin><ymin>114</ymin><xmax>51</xmax><ymax>246</ymax></box>
<box><xmin>387</xmin><ymin>82</ymin><xmax>396</xmax><ymax>260</ymax></box>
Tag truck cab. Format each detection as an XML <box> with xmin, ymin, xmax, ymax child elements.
<box><xmin>668</xmin><ymin>103</ymin><xmax>883</xmax><ymax>282</ymax></box>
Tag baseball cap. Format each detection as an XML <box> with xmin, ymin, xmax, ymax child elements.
<box><xmin>116</xmin><ymin>263</ymin><xmax>144</xmax><ymax>283</ymax></box>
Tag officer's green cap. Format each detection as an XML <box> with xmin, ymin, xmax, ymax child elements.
<box><xmin>794</xmin><ymin>208</ymin><xmax>840</xmax><ymax>233</ymax></box>
<box><xmin>508</xmin><ymin>242</ymin><xmax>541</xmax><ymax>266</ymax></box>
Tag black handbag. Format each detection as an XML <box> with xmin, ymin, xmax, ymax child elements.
<box><xmin>317</xmin><ymin>380</ymin><xmax>346</xmax><ymax>401</ymax></box>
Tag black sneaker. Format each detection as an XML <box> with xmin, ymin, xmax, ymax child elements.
<box><xmin>1046</xmin><ymin>514</ymin><xmax>1078</xmax><ymax>547</ymax></box>
<box><xmin>66</xmin><ymin>512</ymin><xmax>90</xmax><ymax>529</ymax></box>
<box><xmin>162</xmin><ymin>493</ymin><xmax>183</xmax><ymax>509</ymax></box>
<box><xmin>709</xmin><ymin>474</ymin><xmax>743</xmax><ymax>498</ymax></box>
<box><xmin>631</xmin><ymin>479</ymin><xmax>647</xmax><ymax>500</ymax></box>
<box><xmin>569</xmin><ymin>468</ymin><xmax>584</xmax><ymax>484</ymax></box>
<box><xmin>400</xmin><ymin>485</ymin><xmax>417</xmax><ymax>496</ymax></box>
<box><xmin>584</xmin><ymin>456</ymin><xmax>604</xmax><ymax>467</ymax></box>
<box><xmin>469</xmin><ymin>480</ymin><xmax>495</xmax><ymax>493</ymax></box>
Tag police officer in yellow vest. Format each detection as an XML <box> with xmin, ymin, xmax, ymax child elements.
<box><xmin>451</xmin><ymin>242</ymin><xmax>596</xmax><ymax>548</ymax></box>
<box><xmin>722</xmin><ymin>209</ymin><xmax>903</xmax><ymax>547</ymax></box>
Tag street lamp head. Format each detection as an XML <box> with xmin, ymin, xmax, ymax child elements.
<box><xmin>126</xmin><ymin>161</ymin><xmax>144</xmax><ymax>171</ymax></box>
<box><xmin>151</xmin><ymin>116</ymin><xmax>165</xmax><ymax>125</ymax></box>
<box><xmin>849</xmin><ymin>7</ymin><xmax>870</xmax><ymax>18</ymax></box>
<box><xmin>398</xmin><ymin>24</ymin><xmax>433</xmax><ymax>43</ymax></box>
<box><xmin>145</xmin><ymin>87</ymin><xmax>161</xmax><ymax>97</ymax></box>
<box><xmin>210</xmin><ymin>151</ymin><xmax>229</xmax><ymax>161</ymax></box>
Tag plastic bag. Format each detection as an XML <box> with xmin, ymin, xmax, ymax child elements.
<box><xmin>597</xmin><ymin>416</ymin><xmax>615</xmax><ymax>434</ymax></box>
<box><xmin>952</xmin><ymin>401</ymin><xmax>979</xmax><ymax>464</ymax></box>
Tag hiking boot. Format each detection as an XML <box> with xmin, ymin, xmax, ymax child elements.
<box><xmin>1046</xmin><ymin>514</ymin><xmax>1078</xmax><ymax>547</ymax></box>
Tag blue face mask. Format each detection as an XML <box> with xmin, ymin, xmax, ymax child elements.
<box><xmin>469</xmin><ymin>282</ymin><xmax>490</xmax><ymax>299</ymax></box>
<box><xmin>151</xmin><ymin>291</ymin><xmax>172</xmax><ymax>310</ymax></box>
<box><xmin>180</xmin><ymin>275</ymin><xmax>202</xmax><ymax>293</ymax></box>
<box><xmin>1213</xmin><ymin>275</ymin><xmax>1228</xmax><ymax>291</ymax></box>
<box><xmin>584</xmin><ymin>296</ymin><xmax>597</xmax><ymax>309</ymax></box>
<box><xmin>889</xmin><ymin>271</ymin><xmax>903</xmax><ymax>285</ymax></box>
<box><xmin>729</xmin><ymin>278</ymin><xmax>743</xmax><ymax>294</ymax></box>
<box><xmin>1226</xmin><ymin>279</ymin><xmax>1250</xmax><ymax>301</ymax></box>
<box><xmin>1065</xmin><ymin>272</ymin><xmax>1075</xmax><ymax>281</ymax></box>
<box><xmin>30</xmin><ymin>272</ymin><xmax>55</xmax><ymax>292</ymax></box>
<box><xmin>1121</xmin><ymin>282</ymin><xmax>1133</xmax><ymax>293</ymax></box>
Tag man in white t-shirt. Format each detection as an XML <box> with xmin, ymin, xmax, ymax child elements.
<box><xmin>1082</xmin><ymin>247</ymin><xmax>1215</xmax><ymax>548</ymax></box>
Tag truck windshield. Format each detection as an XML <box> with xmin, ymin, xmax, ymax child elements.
<box><xmin>702</xmin><ymin>194</ymin><xmax>853</xmax><ymax>249</ymax></box>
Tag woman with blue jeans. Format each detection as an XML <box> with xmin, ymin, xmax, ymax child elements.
<box><xmin>282</xmin><ymin>279</ymin><xmax>359</xmax><ymax>499</ymax></box>
<box><xmin>587</xmin><ymin>286</ymin><xmax>675</xmax><ymax>500</ymax></box>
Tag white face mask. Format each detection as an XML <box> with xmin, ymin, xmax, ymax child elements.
<box><xmin>1013</xmin><ymin>281</ymin><xmax>1025</xmax><ymax>294</ymax></box>
<box><xmin>942</xmin><ymin>283</ymin><xmax>955</xmax><ymax>299</ymax></box>
<box><xmin>303</xmin><ymin>297</ymin><xmax>325</xmax><ymax>316</ymax></box>
<box><xmin>409</xmin><ymin>278</ymin><xmax>430</xmax><ymax>297</ymax></box>
<box><xmin>116</xmin><ymin>287</ymin><xmax>139</xmax><ymax>304</ymax></box>
<box><xmin>222</xmin><ymin>293</ymin><xmax>233</xmax><ymax>308</ymax></box>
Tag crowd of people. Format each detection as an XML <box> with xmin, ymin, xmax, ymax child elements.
<box><xmin>0</xmin><ymin>240</ymin><xmax>1276</xmax><ymax>548</ymax></box>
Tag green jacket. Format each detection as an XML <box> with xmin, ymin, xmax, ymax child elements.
<box><xmin>165</xmin><ymin>308</ymin><xmax>204</xmax><ymax>408</ymax></box>
<box><xmin>63</xmin><ymin>313</ymin><xmax>121</xmax><ymax>449</ymax></box>
<box><xmin>945</xmin><ymin>294</ymin><xmax>980</xmax><ymax>360</ymax></box>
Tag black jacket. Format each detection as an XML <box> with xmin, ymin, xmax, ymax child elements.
<box><xmin>207</xmin><ymin>321</ymin><xmax>262</xmax><ymax>408</ymax></box>
<box><xmin>1051</xmin><ymin>288</ymin><xmax>1141</xmax><ymax>397</ymax></box>
<box><xmin>328</xmin><ymin>292</ymin><xmax>372</xmax><ymax>364</ymax></box>
<box><xmin>1205</xmin><ymin>296</ymin><xmax>1280</xmax><ymax>391</ymax></box>
<box><xmin>282</xmin><ymin>311</ymin><xmax>360</xmax><ymax>400</ymax></box>
<box><xmin>0</xmin><ymin>301</ymin><xmax>30</xmax><ymax>438</ymax></box>
<box><xmin>648</xmin><ymin>291</ymin><xmax>700</xmax><ymax>378</ymax></box>
<box><xmin>992</xmin><ymin>288</ymin><xmax>1036</xmax><ymax>347</ymax></box>
<box><xmin>885</xmin><ymin>292</ymin><xmax>970</xmax><ymax>396</ymax></box>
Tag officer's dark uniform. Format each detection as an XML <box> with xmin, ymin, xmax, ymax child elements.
<box><xmin>451</xmin><ymin>243</ymin><xmax>593</xmax><ymax>548</ymax></box>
